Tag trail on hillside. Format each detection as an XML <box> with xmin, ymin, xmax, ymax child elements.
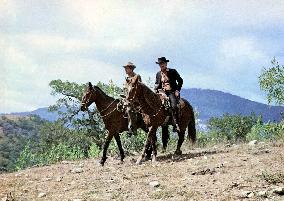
<box><xmin>1</xmin><ymin>142</ymin><xmax>284</xmax><ymax>201</ymax></box>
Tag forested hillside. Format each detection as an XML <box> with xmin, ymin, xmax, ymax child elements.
<box><xmin>182</xmin><ymin>88</ymin><xmax>283</xmax><ymax>122</ymax></box>
<box><xmin>0</xmin><ymin>115</ymin><xmax>46</xmax><ymax>172</ymax></box>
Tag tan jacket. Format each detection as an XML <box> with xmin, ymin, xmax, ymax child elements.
<box><xmin>123</xmin><ymin>73</ymin><xmax>142</xmax><ymax>94</ymax></box>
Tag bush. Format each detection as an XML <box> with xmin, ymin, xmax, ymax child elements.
<box><xmin>88</xmin><ymin>143</ymin><xmax>101</xmax><ymax>158</ymax></box>
<box><xmin>207</xmin><ymin>113</ymin><xmax>260</xmax><ymax>144</ymax></box>
<box><xmin>108</xmin><ymin>129</ymin><xmax>147</xmax><ymax>155</ymax></box>
<box><xmin>15</xmin><ymin>142</ymin><xmax>85</xmax><ymax>170</ymax></box>
<box><xmin>247</xmin><ymin>121</ymin><xmax>284</xmax><ymax>141</ymax></box>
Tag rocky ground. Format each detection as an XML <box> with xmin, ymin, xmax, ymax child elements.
<box><xmin>1</xmin><ymin>141</ymin><xmax>284</xmax><ymax>201</ymax></box>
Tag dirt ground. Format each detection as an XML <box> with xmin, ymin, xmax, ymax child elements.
<box><xmin>1</xmin><ymin>142</ymin><xmax>284</xmax><ymax>201</ymax></box>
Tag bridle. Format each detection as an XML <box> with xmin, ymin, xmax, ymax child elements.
<box><xmin>127</xmin><ymin>82</ymin><xmax>138</xmax><ymax>102</ymax></box>
<box><xmin>81</xmin><ymin>91</ymin><xmax>118</xmax><ymax>118</ymax></box>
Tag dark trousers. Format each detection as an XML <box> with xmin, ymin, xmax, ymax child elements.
<box><xmin>165</xmin><ymin>91</ymin><xmax>178</xmax><ymax>110</ymax></box>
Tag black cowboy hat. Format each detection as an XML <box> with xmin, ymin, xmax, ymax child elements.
<box><xmin>156</xmin><ymin>57</ymin><xmax>169</xmax><ymax>64</ymax></box>
<box><xmin>123</xmin><ymin>61</ymin><xmax>136</xmax><ymax>69</ymax></box>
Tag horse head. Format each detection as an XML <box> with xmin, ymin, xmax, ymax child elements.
<box><xmin>126</xmin><ymin>75</ymin><xmax>140</xmax><ymax>103</ymax></box>
<box><xmin>80</xmin><ymin>82</ymin><xmax>95</xmax><ymax>111</ymax></box>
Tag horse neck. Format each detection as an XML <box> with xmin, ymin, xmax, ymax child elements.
<box><xmin>137</xmin><ymin>83</ymin><xmax>162</xmax><ymax>115</ymax></box>
<box><xmin>92</xmin><ymin>87</ymin><xmax>115</xmax><ymax>112</ymax></box>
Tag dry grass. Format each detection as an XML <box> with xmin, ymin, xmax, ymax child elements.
<box><xmin>0</xmin><ymin>142</ymin><xmax>284</xmax><ymax>200</ymax></box>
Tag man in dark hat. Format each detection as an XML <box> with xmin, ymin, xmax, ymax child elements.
<box><xmin>122</xmin><ymin>62</ymin><xmax>142</xmax><ymax>135</ymax></box>
<box><xmin>154</xmin><ymin>57</ymin><xmax>183</xmax><ymax>132</ymax></box>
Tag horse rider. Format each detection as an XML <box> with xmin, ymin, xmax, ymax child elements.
<box><xmin>154</xmin><ymin>57</ymin><xmax>183</xmax><ymax>132</ymax></box>
<box><xmin>122</xmin><ymin>62</ymin><xmax>142</xmax><ymax>136</ymax></box>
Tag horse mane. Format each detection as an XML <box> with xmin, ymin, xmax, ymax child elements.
<box><xmin>138</xmin><ymin>82</ymin><xmax>162</xmax><ymax>110</ymax></box>
<box><xmin>93</xmin><ymin>85</ymin><xmax>115</xmax><ymax>101</ymax></box>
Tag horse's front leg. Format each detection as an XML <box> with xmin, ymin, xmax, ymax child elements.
<box><xmin>136</xmin><ymin>126</ymin><xmax>158</xmax><ymax>164</ymax></box>
<box><xmin>150</xmin><ymin>127</ymin><xmax>158</xmax><ymax>163</ymax></box>
<box><xmin>114</xmin><ymin>134</ymin><xmax>125</xmax><ymax>163</ymax></box>
<box><xmin>136</xmin><ymin>128</ymin><xmax>152</xmax><ymax>165</ymax></box>
<box><xmin>100</xmin><ymin>131</ymin><xmax>113</xmax><ymax>166</ymax></box>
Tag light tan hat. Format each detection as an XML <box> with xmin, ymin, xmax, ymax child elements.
<box><xmin>123</xmin><ymin>62</ymin><xmax>136</xmax><ymax>69</ymax></box>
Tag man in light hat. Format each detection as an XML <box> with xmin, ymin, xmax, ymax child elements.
<box><xmin>154</xmin><ymin>57</ymin><xmax>183</xmax><ymax>132</ymax></box>
<box><xmin>122</xmin><ymin>62</ymin><xmax>142</xmax><ymax>136</ymax></box>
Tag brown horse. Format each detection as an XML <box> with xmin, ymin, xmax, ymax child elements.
<box><xmin>80</xmin><ymin>82</ymin><xmax>149</xmax><ymax>166</ymax></box>
<box><xmin>126</xmin><ymin>75</ymin><xmax>196</xmax><ymax>164</ymax></box>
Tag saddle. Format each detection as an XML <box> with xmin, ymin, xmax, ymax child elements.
<box><xmin>157</xmin><ymin>89</ymin><xmax>171</xmax><ymax>110</ymax></box>
<box><xmin>157</xmin><ymin>89</ymin><xmax>181</xmax><ymax>110</ymax></box>
<box><xmin>158</xmin><ymin>89</ymin><xmax>182</xmax><ymax>126</ymax></box>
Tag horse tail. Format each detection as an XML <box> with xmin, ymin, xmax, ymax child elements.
<box><xmin>187</xmin><ymin>105</ymin><xmax>197</xmax><ymax>144</ymax></box>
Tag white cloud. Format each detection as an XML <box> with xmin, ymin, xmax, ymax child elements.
<box><xmin>217</xmin><ymin>36</ymin><xmax>268</xmax><ymax>73</ymax></box>
<box><xmin>210</xmin><ymin>0</ymin><xmax>284</xmax><ymax>28</ymax></box>
<box><xmin>62</xmin><ymin>0</ymin><xmax>204</xmax><ymax>51</ymax></box>
<box><xmin>12</xmin><ymin>33</ymin><xmax>91</xmax><ymax>53</ymax></box>
<box><xmin>46</xmin><ymin>58</ymin><xmax>123</xmax><ymax>84</ymax></box>
<box><xmin>0</xmin><ymin>0</ymin><xmax>17</xmax><ymax>20</ymax></box>
<box><xmin>2</xmin><ymin>0</ymin><xmax>283</xmax><ymax>112</ymax></box>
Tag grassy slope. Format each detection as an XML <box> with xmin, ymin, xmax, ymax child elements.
<box><xmin>0</xmin><ymin>142</ymin><xmax>283</xmax><ymax>201</ymax></box>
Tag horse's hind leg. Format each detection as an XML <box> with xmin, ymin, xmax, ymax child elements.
<box><xmin>114</xmin><ymin>134</ymin><xmax>125</xmax><ymax>163</ymax></box>
<box><xmin>175</xmin><ymin>131</ymin><xmax>185</xmax><ymax>155</ymax></box>
<box><xmin>161</xmin><ymin>125</ymin><xmax>169</xmax><ymax>153</ymax></box>
<box><xmin>100</xmin><ymin>133</ymin><xmax>113</xmax><ymax>166</ymax></box>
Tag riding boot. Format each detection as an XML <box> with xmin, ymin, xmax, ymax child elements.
<box><xmin>127</xmin><ymin>109</ymin><xmax>138</xmax><ymax>136</ymax></box>
<box><xmin>171</xmin><ymin>109</ymin><xmax>180</xmax><ymax>132</ymax></box>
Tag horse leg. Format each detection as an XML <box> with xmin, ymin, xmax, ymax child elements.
<box><xmin>175</xmin><ymin>131</ymin><xmax>185</xmax><ymax>155</ymax></box>
<box><xmin>161</xmin><ymin>125</ymin><xmax>169</xmax><ymax>153</ymax></box>
<box><xmin>114</xmin><ymin>134</ymin><xmax>125</xmax><ymax>163</ymax></box>
<box><xmin>136</xmin><ymin>126</ymin><xmax>157</xmax><ymax>165</ymax></box>
<box><xmin>136</xmin><ymin>134</ymin><xmax>151</xmax><ymax>165</ymax></box>
<box><xmin>150</xmin><ymin>129</ymin><xmax>158</xmax><ymax>163</ymax></box>
<box><xmin>100</xmin><ymin>133</ymin><xmax>113</xmax><ymax>166</ymax></box>
<box><xmin>145</xmin><ymin>141</ymin><xmax>152</xmax><ymax>160</ymax></box>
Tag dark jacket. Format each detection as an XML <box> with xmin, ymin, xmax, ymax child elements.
<box><xmin>154</xmin><ymin>68</ymin><xmax>183</xmax><ymax>92</ymax></box>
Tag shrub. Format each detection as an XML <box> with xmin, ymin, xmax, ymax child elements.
<box><xmin>247</xmin><ymin>121</ymin><xmax>284</xmax><ymax>141</ymax></box>
<box><xmin>207</xmin><ymin>113</ymin><xmax>260</xmax><ymax>143</ymax></box>
<box><xmin>15</xmin><ymin>143</ymin><xmax>85</xmax><ymax>170</ymax></box>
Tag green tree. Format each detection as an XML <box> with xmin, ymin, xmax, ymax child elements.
<box><xmin>259</xmin><ymin>58</ymin><xmax>284</xmax><ymax>105</ymax></box>
<box><xmin>48</xmin><ymin>79</ymin><xmax>121</xmax><ymax>148</ymax></box>
<box><xmin>207</xmin><ymin>113</ymin><xmax>260</xmax><ymax>143</ymax></box>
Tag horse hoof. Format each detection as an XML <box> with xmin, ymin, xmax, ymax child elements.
<box><xmin>152</xmin><ymin>156</ymin><xmax>158</xmax><ymax>164</ymax></box>
<box><xmin>98</xmin><ymin>160</ymin><xmax>105</xmax><ymax>166</ymax></box>
<box><xmin>100</xmin><ymin>158</ymin><xmax>106</xmax><ymax>166</ymax></box>
<box><xmin>174</xmin><ymin>150</ymin><xmax>182</xmax><ymax>155</ymax></box>
<box><xmin>136</xmin><ymin>157</ymin><xmax>143</xmax><ymax>165</ymax></box>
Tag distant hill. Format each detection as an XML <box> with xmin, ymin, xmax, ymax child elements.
<box><xmin>2</xmin><ymin>88</ymin><xmax>283</xmax><ymax>123</ymax></box>
<box><xmin>8</xmin><ymin>108</ymin><xmax>59</xmax><ymax>122</ymax></box>
<box><xmin>181</xmin><ymin>88</ymin><xmax>283</xmax><ymax>122</ymax></box>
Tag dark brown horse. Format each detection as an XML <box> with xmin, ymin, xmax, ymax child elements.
<box><xmin>126</xmin><ymin>75</ymin><xmax>196</xmax><ymax>164</ymax></box>
<box><xmin>80</xmin><ymin>82</ymin><xmax>149</xmax><ymax>166</ymax></box>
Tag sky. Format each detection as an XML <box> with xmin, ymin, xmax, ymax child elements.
<box><xmin>1</xmin><ymin>0</ymin><xmax>284</xmax><ymax>113</ymax></box>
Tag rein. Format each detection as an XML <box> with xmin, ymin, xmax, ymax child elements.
<box><xmin>100</xmin><ymin>100</ymin><xmax>117</xmax><ymax>113</ymax></box>
<box><xmin>100</xmin><ymin>106</ymin><xmax>118</xmax><ymax>118</ymax></box>
<box><xmin>82</xmin><ymin>97</ymin><xmax>119</xmax><ymax>119</ymax></box>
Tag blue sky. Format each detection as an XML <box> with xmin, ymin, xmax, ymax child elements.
<box><xmin>1</xmin><ymin>0</ymin><xmax>284</xmax><ymax>113</ymax></box>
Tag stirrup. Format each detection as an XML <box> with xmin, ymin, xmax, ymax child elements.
<box><xmin>127</xmin><ymin>127</ymin><xmax>137</xmax><ymax>136</ymax></box>
<box><xmin>173</xmin><ymin>124</ymin><xmax>180</xmax><ymax>132</ymax></box>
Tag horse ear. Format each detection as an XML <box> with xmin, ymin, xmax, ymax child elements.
<box><xmin>88</xmin><ymin>82</ymin><xmax>93</xmax><ymax>90</ymax></box>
